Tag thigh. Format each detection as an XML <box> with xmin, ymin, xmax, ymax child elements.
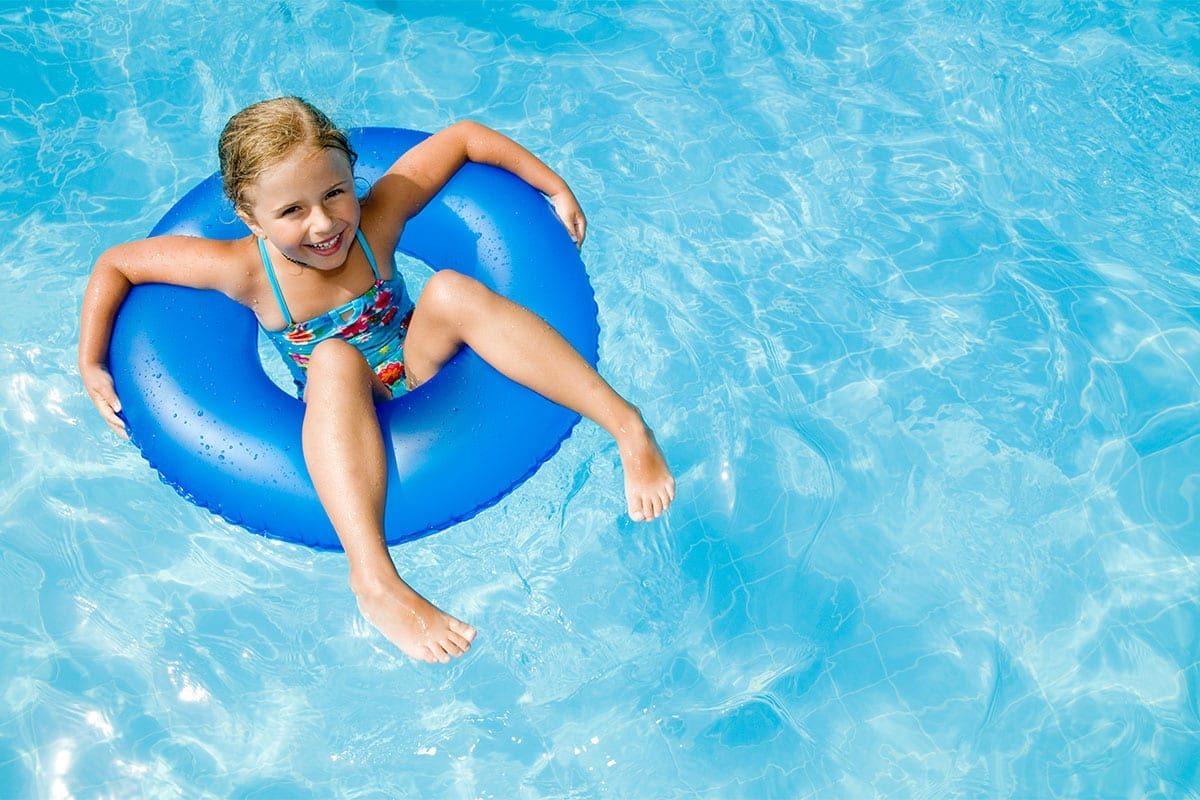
<box><xmin>302</xmin><ymin>338</ymin><xmax>393</xmax><ymax>403</ymax></box>
<box><xmin>402</xmin><ymin>270</ymin><xmax>486</xmax><ymax>387</ymax></box>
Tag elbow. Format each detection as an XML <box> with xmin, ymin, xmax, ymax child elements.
<box><xmin>82</xmin><ymin>249</ymin><xmax>133</xmax><ymax>313</ymax></box>
<box><xmin>91</xmin><ymin>247</ymin><xmax>121</xmax><ymax>279</ymax></box>
<box><xmin>91</xmin><ymin>245</ymin><xmax>135</xmax><ymax>285</ymax></box>
<box><xmin>451</xmin><ymin>119</ymin><xmax>487</xmax><ymax>135</ymax></box>
<box><xmin>450</xmin><ymin>119</ymin><xmax>490</xmax><ymax>151</ymax></box>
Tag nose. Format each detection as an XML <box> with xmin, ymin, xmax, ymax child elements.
<box><xmin>309</xmin><ymin>204</ymin><xmax>335</xmax><ymax>233</ymax></box>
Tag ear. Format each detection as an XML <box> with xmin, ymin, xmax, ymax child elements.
<box><xmin>237</xmin><ymin>207</ymin><xmax>266</xmax><ymax>239</ymax></box>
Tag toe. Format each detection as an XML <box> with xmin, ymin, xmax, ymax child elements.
<box><xmin>648</xmin><ymin>494</ymin><xmax>667</xmax><ymax>520</ymax></box>
<box><xmin>426</xmin><ymin>640</ymin><xmax>451</xmax><ymax>664</ymax></box>
<box><xmin>447</xmin><ymin>630</ymin><xmax>473</xmax><ymax>653</ymax></box>
<box><xmin>450</xmin><ymin>619</ymin><xmax>477</xmax><ymax>643</ymax></box>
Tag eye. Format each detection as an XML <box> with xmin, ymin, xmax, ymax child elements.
<box><xmin>281</xmin><ymin>205</ymin><xmax>300</xmax><ymax>217</ymax></box>
<box><xmin>326</xmin><ymin>188</ymin><xmax>345</xmax><ymax>199</ymax></box>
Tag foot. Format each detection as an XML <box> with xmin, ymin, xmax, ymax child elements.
<box><xmin>615</xmin><ymin>409</ymin><xmax>675</xmax><ymax>522</ymax></box>
<box><xmin>353</xmin><ymin>576</ymin><xmax>477</xmax><ymax>663</ymax></box>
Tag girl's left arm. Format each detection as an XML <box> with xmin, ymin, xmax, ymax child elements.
<box><xmin>370</xmin><ymin>121</ymin><xmax>587</xmax><ymax>247</ymax></box>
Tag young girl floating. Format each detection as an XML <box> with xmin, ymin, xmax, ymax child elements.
<box><xmin>79</xmin><ymin>97</ymin><xmax>675</xmax><ymax>664</ymax></box>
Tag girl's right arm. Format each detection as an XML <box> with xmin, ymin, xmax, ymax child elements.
<box><xmin>78</xmin><ymin>236</ymin><xmax>251</xmax><ymax>438</ymax></box>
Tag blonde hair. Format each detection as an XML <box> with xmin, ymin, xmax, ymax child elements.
<box><xmin>218</xmin><ymin>96</ymin><xmax>357</xmax><ymax>213</ymax></box>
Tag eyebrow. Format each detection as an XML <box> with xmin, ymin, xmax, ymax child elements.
<box><xmin>271</xmin><ymin>179</ymin><xmax>351</xmax><ymax>214</ymax></box>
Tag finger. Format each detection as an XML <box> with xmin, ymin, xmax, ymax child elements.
<box><xmin>106</xmin><ymin>417</ymin><xmax>129</xmax><ymax>440</ymax></box>
<box><xmin>88</xmin><ymin>382</ymin><xmax>122</xmax><ymax>413</ymax></box>
<box><xmin>570</xmin><ymin>214</ymin><xmax>585</xmax><ymax>248</ymax></box>
<box><xmin>99</xmin><ymin>403</ymin><xmax>128</xmax><ymax>439</ymax></box>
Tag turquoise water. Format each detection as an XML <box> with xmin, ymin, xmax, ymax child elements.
<box><xmin>3</xmin><ymin>0</ymin><xmax>1199</xmax><ymax>796</ymax></box>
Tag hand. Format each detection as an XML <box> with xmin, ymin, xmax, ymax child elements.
<box><xmin>549</xmin><ymin>190</ymin><xmax>587</xmax><ymax>249</ymax></box>
<box><xmin>81</xmin><ymin>363</ymin><xmax>127</xmax><ymax>439</ymax></box>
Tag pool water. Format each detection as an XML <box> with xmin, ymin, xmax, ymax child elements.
<box><xmin>3</xmin><ymin>1</ymin><xmax>1199</xmax><ymax>797</ymax></box>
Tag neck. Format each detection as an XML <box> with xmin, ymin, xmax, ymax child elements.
<box><xmin>262</xmin><ymin>234</ymin><xmax>356</xmax><ymax>270</ymax></box>
<box><xmin>258</xmin><ymin>236</ymin><xmax>313</xmax><ymax>269</ymax></box>
<box><xmin>281</xmin><ymin>250</ymin><xmax>312</xmax><ymax>268</ymax></box>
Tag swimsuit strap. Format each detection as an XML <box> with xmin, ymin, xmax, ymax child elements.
<box><xmin>355</xmin><ymin>228</ymin><xmax>381</xmax><ymax>281</ymax></box>
<box><xmin>257</xmin><ymin>229</ymin><xmax>380</xmax><ymax>326</ymax></box>
<box><xmin>257</xmin><ymin>236</ymin><xmax>293</xmax><ymax>325</ymax></box>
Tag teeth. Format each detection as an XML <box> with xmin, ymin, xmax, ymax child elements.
<box><xmin>310</xmin><ymin>233</ymin><xmax>340</xmax><ymax>251</ymax></box>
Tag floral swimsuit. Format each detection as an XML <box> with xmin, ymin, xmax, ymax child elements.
<box><xmin>258</xmin><ymin>229</ymin><xmax>415</xmax><ymax>399</ymax></box>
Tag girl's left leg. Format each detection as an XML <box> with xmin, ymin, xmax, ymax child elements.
<box><xmin>401</xmin><ymin>271</ymin><xmax>675</xmax><ymax>521</ymax></box>
<box><xmin>302</xmin><ymin>338</ymin><xmax>476</xmax><ymax>663</ymax></box>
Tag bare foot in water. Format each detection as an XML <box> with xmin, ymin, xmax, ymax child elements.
<box><xmin>353</xmin><ymin>576</ymin><xmax>476</xmax><ymax>663</ymax></box>
<box><xmin>615</xmin><ymin>408</ymin><xmax>675</xmax><ymax>521</ymax></box>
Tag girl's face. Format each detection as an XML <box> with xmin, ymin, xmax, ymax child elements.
<box><xmin>241</xmin><ymin>145</ymin><xmax>360</xmax><ymax>269</ymax></box>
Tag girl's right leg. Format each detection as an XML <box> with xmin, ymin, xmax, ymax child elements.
<box><xmin>302</xmin><ymin>338</ymin><xmax>476</xmax><ymax>663</ymax></box>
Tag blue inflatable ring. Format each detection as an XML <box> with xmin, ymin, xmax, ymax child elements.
<box><xmin>110</xmin><ymin>127</ymin><xmax>599</xmax><ymax>550</ymax></box>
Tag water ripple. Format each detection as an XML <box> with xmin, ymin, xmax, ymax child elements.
<box><xmin>2</xmin><ymin>1</ymin><xmax>1199</xmax><ymax>797</ymax></box>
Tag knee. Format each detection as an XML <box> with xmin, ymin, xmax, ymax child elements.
<box><xmin>422</xmin><ymin>270</ymin><xmax>488</xmax><ymax>316</ymax></box>
<box><xmin>306</xmin><ymin>339</ymin><xmax>371</xmax><ymax>382</ymax></box>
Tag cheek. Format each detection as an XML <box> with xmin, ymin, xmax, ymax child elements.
<box><xmin>336</xmin><ymin>196</ymin><xmax>361</xmax><ymax>219</ymax></box>
<box><xmin>264</xmin><ymin>221</ymin><xmax>302</xmax><ymax>245</ymax></box>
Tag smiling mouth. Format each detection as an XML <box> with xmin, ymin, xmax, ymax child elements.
<box><xmin>306</xmin><ymin>232</ymin><xmax>343</xmax><ymax>254</ymax></box>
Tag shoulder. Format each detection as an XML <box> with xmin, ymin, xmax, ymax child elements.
<box><xmin>354</xmin><ymin>215</ymin><xmax>398</xmax><ymax>281</ymax></box>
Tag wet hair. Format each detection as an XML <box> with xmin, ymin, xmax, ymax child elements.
<box><xmin>218</xmin><ymin>96</ymin><xmax>357</xmax><ymax>213</ymax></box>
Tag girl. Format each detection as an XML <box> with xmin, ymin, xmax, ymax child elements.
<box><xmin>79</xmin><ymin>97</ymin><xmax>675</xmax><ymax>664</ymax></box>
